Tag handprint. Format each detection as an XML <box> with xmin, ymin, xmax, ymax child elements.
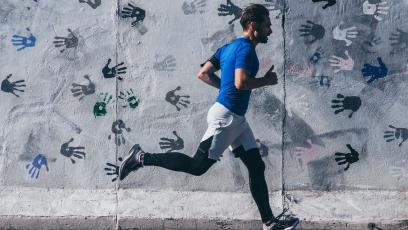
<box><xmin>11</xmin><ymin>28</ymin><xmax>36</xmax><ymax>51</ymax></box>
<box><xmin>182</xmin><ymin>0</ymin><xmax>206</xmax><ymax>15</ymax></box>
<box><xmin>331</xmin><ymin>94</ymin><xmax>361</xmax><ymax>118</ymax></box>
<box><xmin>294</xmin><ymin>139</ymin><xmax>321</xmax><ymax>167</ymax></box>
<box><xmin>70</xmin><ymin>75</ymin><xmax>95</xmax><ymax>101</ymax></box>
<box><xmin>26</xmin><ymin>154</ymin><xmax>49</xmax><ymax>179</ymax></box>
<box><xmin>93</xmin><ymin>93</ymin><xmax>113</xmax><ymax>117</ymax></box>
<box><xmin>104</xmin><ymin>157</ymin><xmax>122</xmax><ymax>182</ymax></box>
<box><xmin>312</xmin><ymin>0</ymin><xmax>336</xmax><ymax>9</ymax></box>
<box><xmin>361</xmin><ymin>57</ymin><xmax>388</xmax><ymax>84</ymax></box>
<box><xmin>286</xmin><ymin>94</ymin><xmax>311</xmax><ymax>117</ymax></box>
<box><xmin>60</xmin><ymin>138</ymin><xmax>85</xmax><ymax>164</ymax></box>
<box><xmin>329</xmin><ymin>50</ymin><xmax>354</xmax><ymax>73</ymax></box>
<box><xmin>78</xmin><ymin>0</ymin><xmax>101</xmax><ymax>9</ymax></box>
<box><xmin>390</xmin><ymin>28</ymin><xmax>408</xmax><ymax>55</ymax></box>
<box><xmin>384</xmin><ymin>125</ymin><xmax>408</xmax><ymax>147</ymax></box>
<box><xmin>159</xmin><ymin>131</ymin><xmax>184</xmax><ymax>153</ymax></box>
<box><xmin>201</xmin><ymin>24</ymin><xmax>236</xmax><ymax>52</ymax></box>
<box><xmin>165</xmin><ymin>86</ymin><xmax>190</xmax><ymax>111</ymax></box>
<box><xmin>389</xmin><ymin>166</ymin><xmax>408</xmax><ymax>180</ymax></box>
<box><xmin>108</xmin><ymin>119</ymin><xmax>131</xmax><ymax>146</ymax></box>
<box><xmin>1</xmin><ymin>74</ymin><xmax>25</xmax><ymax>97</ymax></box>
<box><xmin>362</xmin><ymin>1</ymin><xmax>389</xmax><ymax>21</ymax></box>
<box><xmin>102</xmin><ymin>58</ymin><xmax>127</xmax><ymax>80</ymax></box>
<box><xmin>309</xmin><ymin>75</ymin><xmax>332</xmax><ymax>88</ymax></box>
<box><xmin>309</xmin><ymin>47</ymin><xmax>324</xmax><ymax>64</ymax></box>
<box><xmin>218</xmin><ymin>0</ymin><xmax>242</xmax><ymax>25</ymax></box>
<box><xmin>153</xmin><ymin>55</ymin><xmax>177</xmax><ymax>72</ymax></box>
<box><xmin>121</xmin><ymin>3</ymin><xmax>146</xmax><ymax>26</ymax></box>
<box><xmin>119</xmin><ymin>89</ymin><xmax>139</xmax><ymax>109</ymax></box>
<box><xmin>299</xmin><ymin>20</ymin><xmax>325</xmax><ymax>44</ymax></box>
<box><xmin>53</xmin><ymin>29</ymin><xmax>78</xmax><ymax>53</ymax></box>
<box><xmin>332</xmin><ymin>21</ymin><xmax>358</xmax><ymax>46</ymax></box>
<box><xmin>335</xmin><ymin>144</ymin><xmax>359</xmax><ymax>171</ymax></box>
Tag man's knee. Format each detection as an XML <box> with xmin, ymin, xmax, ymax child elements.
<box><xmin>190</xmin><ymin>137</ymin><xmax>216</xmax><ymax>176</ymax></box>
<box><xmin>238</xmin><ymin>147</ymin><xmax>265</xmax><ymax>173</ymax></box>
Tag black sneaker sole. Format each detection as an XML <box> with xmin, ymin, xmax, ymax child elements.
<box><xmin>283</xmin><ymin>219</ymin><xmax>299</xmax><ymax>230</ymax></box>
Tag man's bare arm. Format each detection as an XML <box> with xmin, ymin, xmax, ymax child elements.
<box><xmin>197</xmin><ymin>61</ymin><xmax>220</xmax><ymax>89</ymax></box>
<box><xmin>235</xmin><ymin>65</ymin><xmax>278</xmax><ymax>90</ymax></box>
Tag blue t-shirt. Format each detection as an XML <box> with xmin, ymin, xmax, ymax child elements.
<box><xmin>212</xmin><ymin>37</ymin><xmax>259</xmax><ymax>116</ymax></box>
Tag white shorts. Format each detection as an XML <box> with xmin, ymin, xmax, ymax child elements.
<box><xmin>200</xmin><ymin>102</ymin><xmax>258</xmax><ymax>160</ymax></box>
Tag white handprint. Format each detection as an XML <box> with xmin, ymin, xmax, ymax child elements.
<box><xmin>363</xmin><ymin>1</ymin><xmax>389</xmax><ymax>21</ymax></box>
<box><xmin>328</xmin><ymin>50</ymin><xmax>354</xmax><ymax>73</ymax></box>
<box><xmin>286</xmin><ymin>94</ymin><xmax>311</xmax><ymax>117</ymax></box>
<box><xmin>332</xmin><ymin>22</ymin><xmax>358</xmax><ymax>46</ymax></box>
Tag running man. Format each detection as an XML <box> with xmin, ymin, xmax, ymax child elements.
<box><xmin>119</xmin><ymin>4</ymin><xmax>299</xmax><ymax>230</ymax></box>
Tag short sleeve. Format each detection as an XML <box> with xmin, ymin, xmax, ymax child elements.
<box><xmin>200</xmin><ymin>48</ymin><xmax>222</xmax><ymax>70</ymax></box>
<box><xmin>235</xmin><ymin>43</ymin><xmax>252</xmax><ymax>71</ymax></box>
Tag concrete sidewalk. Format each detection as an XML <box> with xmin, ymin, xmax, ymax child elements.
<box><xmin>0</xmin><ymin>216</ymin><xmax>407</xmax><ymax>230</ymax></box>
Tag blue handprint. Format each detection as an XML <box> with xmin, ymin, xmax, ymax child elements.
<box><xmin>11</xmin><ymin>28</ymin><xmax>36</xmax><ymax>51</ymax></box>
<box><xmin>361</xmin><ymin>57</ymin><xmax>388</xmax><ymax>84</ymax></box>
<box><xmin>26</xmin><ymin>154</ymin><xmax>49</xmax><ymax>179</ymax></box>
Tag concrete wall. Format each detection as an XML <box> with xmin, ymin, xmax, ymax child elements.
<box><xmin>0</xmin><ymin>0</ymin><xmax>407</xmax><ymax>229</ymax></box>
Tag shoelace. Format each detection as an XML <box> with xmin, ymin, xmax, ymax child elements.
<box><xmin>274</xmin><ymin>207</ymin><xmax>289</xmax><ymax>221</ymax></box>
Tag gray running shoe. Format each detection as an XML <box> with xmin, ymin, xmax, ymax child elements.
<box><xmin>119</xmin><ymin>144</ymin><xmax>144</xmax><ymax>180</ymax></box>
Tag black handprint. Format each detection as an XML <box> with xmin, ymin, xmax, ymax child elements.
<box><xmin>390</xmin><ymin>28</ymin><xmax>408</xmax><ymax>55</ymax></box>
<box><xmin>78</xmin><ymin>0</ymin><xmax>101</xmax><ymax>9</ymax></box>
<box><xmin>218</xmin><ymin>0</ymin><xmax>242</xmax><ymax>24</ymax></box>
<box><xmin>159</xmin><ymin>131</ymin><xmax>184</xmax><ymax>153</ymax></box>
<box><xmin>108</xmin><ymin>119</ymin><xmax>131</xmax><ymax>146</ymax></box>
<box><xmin>60</xmin><ymin>138</ymin><xmax>85</xmax><ymax>164</ymax></box>
<box><xmin>361</xmin><ymin>57</ymin><xmax>388</xmax><ymax>84</ymax></box>
<box><xmin>153</xmin><ymin>55</ymin><xmax>177</xmax><ymax>72</ymax></box>
<box><xmin>121</xmin><ymin>3</ymin><xmax>146</xmax><ymax>26</ymax></box>
<box><xmin>335</xmin><ymin>144</ymin><xmax>359</xmax><ymax>171</ymax></box>
<box><xmin>312</xmin><ymin>0</ymin><xmax>336</xmax><ymax>9</ymax></box>
<box><xmin>102</xmin><ymin>58</ymin><xmax>127</xmax><ymax>80</ymax></box>
<box><xmin>331</xmin><ymin>94</ymin><xmax>361</xmax><ymax>118</ymax></box>
<box><xmin>104</xmin><ymin>157</ymin><xmax>123</xmax><ymax>182</ymax></box>
<box><xmin>384</xmin><ymin>125</ymin><xmax>408</xmax><ymax>147</ymax></box>
<box><xmin>299</xmin><ymin>20</ymin><xmax>325</xmax><ymax>44</ymax></box>
<box><xmin>1</xmin><ymin>74</ymin><xmax>25</xmax><ymax>97</ymax></box>
<box><xmin>182</xmin><ymin>0</ymin><xmax>206</xmax><ymax>15</ymax></box>
<box><xmin>70</xmin><ymin>75</ymin><xmax>95</xmax><ymax>101</ymax></box>
<box><xmin>165</xmin><ymin>86</ymin><xmax>190</xmax><ymax>111</ymax></box>
<box><xmin>53</xmin><ymin>29</ymin><xmax>78</xmax><ymax>53</ymax></box>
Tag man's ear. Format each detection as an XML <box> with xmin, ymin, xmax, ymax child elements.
<box><xmin>249</xmin><ymin>21</ymin><xmax>257</xmax><ymax>32</ymax></box>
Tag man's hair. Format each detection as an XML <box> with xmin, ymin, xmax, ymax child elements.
<box><xmin>240</xmin><ymin>4</ymin><xmax>269</xmax><ymax>30</ymax></box>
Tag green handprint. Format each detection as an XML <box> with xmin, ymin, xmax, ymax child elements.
<box><xmin>93</xmin><ymin>93</ymin><xmax>113</xmax><ymax>117</ymax></box>
<box><xmin>119</xmin><ymin>89</ymin><xmax>139</xmax><ymax>109</ymax></box>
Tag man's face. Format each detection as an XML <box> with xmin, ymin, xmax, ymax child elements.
<box><xmin>254</xmin><ymin>16</ymin><xmax>272</xmax><ymax>44</ymax></box>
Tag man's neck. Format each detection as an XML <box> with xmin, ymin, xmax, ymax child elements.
<box><xmin>242</xmin><ymin>32</ymin><xmax>258</xmax><ymax>47</ymax></box>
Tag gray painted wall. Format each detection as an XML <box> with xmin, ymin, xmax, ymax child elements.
<box><xmin>0</xmin><ymin>0</ymin><xmax>407</xmax><ymax>228</ymax></box>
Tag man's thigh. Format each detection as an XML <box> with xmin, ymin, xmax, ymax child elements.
<box><xmin>229</xmin><ymin>122</ymin><xmax>258</xmax><ymax>154</ymax></box>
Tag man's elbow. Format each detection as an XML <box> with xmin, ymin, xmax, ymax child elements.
<box><xmin>235</xmin><ymin>81</ymin><xmax>245</xmax><ymax>90</ymax></box>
